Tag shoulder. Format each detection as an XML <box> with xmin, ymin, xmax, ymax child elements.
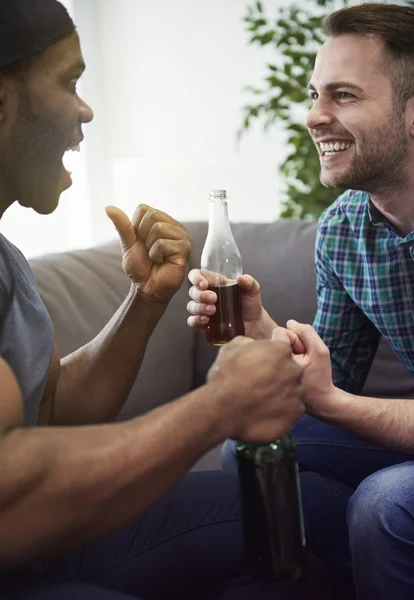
<box><xmin>0</xmin><ymin>233</ymin><xmax>15</xmax><ymax>300</ymax></box>
<box><xmin>0</xmin><ymin>233</ymin><xmax>34</xmax><ymax>316</ymax></box>
<box><xmin>318</xmin><ymin>190</ymin><xmax>369</xmax><ymax>234</ymax></box>
<box><xmin>316</xmin><ymin>190</ymin><xmax>369</xmax><ymax>253</ymax></box>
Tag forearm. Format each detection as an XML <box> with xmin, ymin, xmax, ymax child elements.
<box><xmin>51</xmin><ymin>285</ymin><xmax>167</xmax><ymax>426</ymax></box>
<box><xmin>315</xmin><ymin>387</ymin><xmax>414</xmax><ymax>452</ymax></box>
<box><xmin>0</xmin><ymin>383</ymin><xmax>227</xmax><ymax>571</ymax></box>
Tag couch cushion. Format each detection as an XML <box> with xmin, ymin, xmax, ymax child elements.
<box><xmin>185</xmin><ymin>220</ymin><xmax>414</xmax><ymax>399</ymax></box>
<box><xmin>30</xmin><ymin>241</ymin><xmax>194</xmax><ymax>419</ymax></box>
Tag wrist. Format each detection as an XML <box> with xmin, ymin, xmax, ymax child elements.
<box><xmin>204</xmin><ymin>378</ymin><xmax>241</xmax><ymax>442</ymax></box>
<box><xmin>247</xmin><ymin>308</ymin><xmax>276</xmax><ymax>340</ymax></box>
<box><xmin>307</xmin><ymin>385</ymin><xmax>352</xmax><ymax>422</ymax></box>
<box><xmin>129</xmin><ymin>283</ymin><xmax>168</xmax><ymax>314</ymax></box>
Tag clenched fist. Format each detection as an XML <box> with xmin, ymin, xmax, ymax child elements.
<box><xmin>106</xmin><ymin>204</ymin><xmax>191</xmax><ymax>304</ymax></box>
<box><xmin>208</xmin><ymin>337</ymin><xmax>305</xmax><ymax>443</ymax></box>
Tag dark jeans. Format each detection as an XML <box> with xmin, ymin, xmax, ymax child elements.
<box><xmin>0</xmin><ymin>471</ymin><xmax>304</xmax><ymax>600</ymax></box>
<box><xmin>222</xmin><ymin>414</ymin><xmax>414</xmax><ymax>600</ymax></box>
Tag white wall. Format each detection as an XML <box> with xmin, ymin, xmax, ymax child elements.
<box><xmin>2</xmin><ymin>0</ymin><xmax>288</xmax><ymax>257</ymax></box>
<box><xmin>75</xmin><ymin>0</ymin><xmax>287</xmax><ymax>246</ymax></box>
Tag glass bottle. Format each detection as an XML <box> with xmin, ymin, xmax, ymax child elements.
<box><xmin>201</xmin><ymin>190</ymin><xmax>245</xmax><ymax>346</ymax></box>
<box><xmin>236</xmin><ymin>436</ymin><xmax>306</xmax><ymax>582</ymax></box>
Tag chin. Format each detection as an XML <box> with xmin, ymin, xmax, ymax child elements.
<box><xmin>320</xmin><ymin>169</ymin><xmax>348</xmax><ymax>190</ymax></box>
<box><xmin>19</xmin><ymin>187</ymin><xmax>62</xmax><ymax>215</ymax></box>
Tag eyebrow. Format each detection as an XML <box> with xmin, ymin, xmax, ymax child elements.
<box><xmin>308</xmin><ymin>81</ymin><xmax>364</xmax><ymax>93</ymax></box>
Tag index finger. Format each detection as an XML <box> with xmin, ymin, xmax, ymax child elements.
<box><xmin>133</xmin><ymin>205</ymin><xmax>186</xmax><ymax>241</ymax></box>
<box><xmin>188</xmin><ymin>268</ymin><xmax>208</xmax><ymax>289</ymax></box>
<box><xmin>286</xmin><ymin>320</ymin><xmax>327</xmax><ymax>354</ymax></box>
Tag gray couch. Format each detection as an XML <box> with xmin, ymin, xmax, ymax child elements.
<box><xmin>31</xmin><ymin>219</ymin><xmax>414</xmax><ymax>471</ymax></box>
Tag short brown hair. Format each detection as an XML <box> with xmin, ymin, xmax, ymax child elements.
<box><xmin>324</xmin><ymin>3</ymin><xmax>414</xmax><ymax>108</ymax></box>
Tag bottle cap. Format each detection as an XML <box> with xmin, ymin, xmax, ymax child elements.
<box><xmin>209</xmin><ymin>190</ymin><xmax>227</xmax><ymax>200</ymax></box>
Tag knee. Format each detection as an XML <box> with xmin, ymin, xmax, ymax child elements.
<box><xmin>348</xmin><ymin>463</ymin><xmax>414</xmax><ymax>546</ymax></box>
<box><xmin>221</xmin><ymin>439</ymin><xmax>238</xmax><ymax>471</ymax></box>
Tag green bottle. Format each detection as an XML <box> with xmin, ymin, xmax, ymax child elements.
<box><xmin>236</xmin><ymin>435</ymin><xmax>306</xmax><ymax>582</ymax></box>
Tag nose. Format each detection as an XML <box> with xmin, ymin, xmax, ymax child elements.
<box><xmin>78</xmin><ymin>95</ymin><xmax>94</xmax><ymax>124</ymax></box>
<box><xmin>305</xmin><ymin>97</ymin><xmax>334</xmax><ymax>130</ymax></box>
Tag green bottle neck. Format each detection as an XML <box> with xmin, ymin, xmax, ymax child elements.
<box><xmin>236</xmin><ymin>434</ymin><xmax>293</xmax><ymax>451</ymax></box>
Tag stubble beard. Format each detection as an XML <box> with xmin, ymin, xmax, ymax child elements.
<box><xmin>8</xmin><ymin>85</ymin><xmax>64</xmax><ymax>213</ymax></box>
<box><xmin>320</xmin><ymin>107</ymin><xmax>409</xmax><ymax>194</ymax></box>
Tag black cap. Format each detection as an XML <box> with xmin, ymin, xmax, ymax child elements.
<box><xmin>0</xmin><ymin>0</ymin><xmax>76</xmax><ymax>69</ymax></box>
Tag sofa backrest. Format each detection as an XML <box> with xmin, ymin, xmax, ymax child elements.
<box><xmin>30</xmin><ymin>219</ymin><xmax>414</xmax><ymax>421</ymax></box>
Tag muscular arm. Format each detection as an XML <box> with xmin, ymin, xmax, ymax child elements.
<box><xmin>39</xmin><ymin>205</ymin><xmax>191</xmax><ymax>427</ymax></box>
<box><xmin>1</xmin><ymin>360</ymin><xmax>230</xmax><ymax>570</ymax></box>
<box><xmin>40</xmin><ymin>285</ymin><xmax>167</xmax><ymax>426</ymax></box>
<box><xmin>1</xmin><ymin>339</ymin><xmax>304</xmax><ymax>571</ymax></box>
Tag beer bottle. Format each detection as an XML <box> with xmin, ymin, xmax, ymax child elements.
<box><xmin>201</xmin><ymin>190</ymin><xmax>245</xmax><ymax>346</ymax></box>
<box><xmin>236</xmin><ymin>436</ymin><xmax>306</xmax><ymax>582</ymax></box>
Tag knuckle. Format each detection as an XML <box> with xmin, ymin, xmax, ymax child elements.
<box><xmin>153</xmin><ymin>221</ymin><xmax>164</xmax><ymax>233</ymax></box>
<box><xmin>147</xmin><ymin>207</ymin><xmax>158</xmax><ymax>219</ymax></box>
<box><xmin>153</xmin><ymin>238</ymin><xmax>165</xmax><ymax>250</ymax></box>
<box><xmin>188</xmin><ymin>269</ymin><xmax>200</xmax><ymax>284</ymax></box>
<box><xmin>316</xmin><ymin>346</ymin><xmax>329</xmax><ymax>358</ymax></box>
<box><xmin>189</xmin><ymin>287</ymin><xmax>200</xmax><ymax>302</ymax></box>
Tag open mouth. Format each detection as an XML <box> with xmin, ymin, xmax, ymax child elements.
<box><xmin>62</xmin><ymin>141</ymin><xmax>82</xmax><ymax>178</ymax></box>
<box><xmin>65</xmin><ymin>142</ymin><xmax>81</xmax><ymax>153</ymax></box>
<box><xmin>318</xmin><ymin>141</ymin><xmax>354</xmax><ymax>157</ymax></box>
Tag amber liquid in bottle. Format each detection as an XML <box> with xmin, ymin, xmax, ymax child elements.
<box><xmin>205</xmin><ymin>283</ymin><xmax>245</xmax><ymax>346</ymax></box>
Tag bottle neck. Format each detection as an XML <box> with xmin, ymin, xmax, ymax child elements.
<box><xmin>208</xmin><ymin>199</ymin><xmax>234</xmax><ymax>238</ymax></box>
<box><xmin>236</xmin><ymin>434</ymin><xmax>293</xmax><ymax>450</ymax></box>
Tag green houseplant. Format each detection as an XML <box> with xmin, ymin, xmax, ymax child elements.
<box><xmin>241</xmin><ymin>0</ymin><xmax>414</xmax><ymax>219</ymax></box>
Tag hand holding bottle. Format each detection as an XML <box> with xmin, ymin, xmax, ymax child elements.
<box><xmin>187</xmin><ymin>190</ymin><xmax>277</xmax><ymax>342</ymax></box>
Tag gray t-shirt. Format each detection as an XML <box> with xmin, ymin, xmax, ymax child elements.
<box><xmin>0</xmin><ymin>233</ymin><xmax>54</xmax><ymax>426</ymax></box>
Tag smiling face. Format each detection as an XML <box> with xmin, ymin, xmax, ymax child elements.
<box><xmin>306</xmin><ymin>33</ymin><xmax>411</xmax><ymax>193</ymax></box>
<box><xmin>0</xmin><ymin>31</ymin><xmax>93</xmax><ymax>215</ymax></box>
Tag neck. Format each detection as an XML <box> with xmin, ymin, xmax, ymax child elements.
<box><xmin>369</xmin><ymin>185</ymin><xmax>414</xmax><ymax>237</ymax></box>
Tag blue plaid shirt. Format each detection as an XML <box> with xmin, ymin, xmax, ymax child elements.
<box><xmin>314</xmin><ymin>189</ymin><xmax>414</xmax><ymax>394</ymax></box>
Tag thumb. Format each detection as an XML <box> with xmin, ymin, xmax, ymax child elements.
<box><xmin>237</xmin><ymin>274</ymin><xmax>260</xmax><ymax>296</ymax></box>
<box><xmin>273</xmin><ymin>325</ymin><xmax>306</xmax><ymax>355</ymax></box>
<box><xmin>105</xmin><ymin>206</ymin><xmax>136</xmax><ymax>251</ymax></box>
<box><xmin>286</xmin><ymin>320</ymin><xmax>324</xmax><ymax>354</ymax></box>
<box><xmin>271</xmin><ymin>326</ymin><xmax>293</xmax><ymax>345</ymax></box>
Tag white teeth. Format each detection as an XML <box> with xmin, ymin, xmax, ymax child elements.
<box><xmin>66</xmin><ymin>143</ymin><xmax>80</xmax><ymax>152</ymax></box>
<box><xmin>319</xmin><ymin>141</ymin><xmax>352</xmax><ymax>154</ymax></box>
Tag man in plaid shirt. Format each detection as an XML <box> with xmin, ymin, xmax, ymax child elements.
<box><xmin>189</xmin><ymin>3</ymin><xmax>414</xmax><ymax>599</ymax></box>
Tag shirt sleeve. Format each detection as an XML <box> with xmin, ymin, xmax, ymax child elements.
<box><xmin>313</xmin><ymin>223</ymin><xmax>381</xmax><ymax>394</ymax></box>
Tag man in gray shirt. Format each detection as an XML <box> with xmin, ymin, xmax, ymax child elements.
<box><xmin>0</xmin><ymin>2</ymin><xmax>304</xmax><ymax>599</ymax></box>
